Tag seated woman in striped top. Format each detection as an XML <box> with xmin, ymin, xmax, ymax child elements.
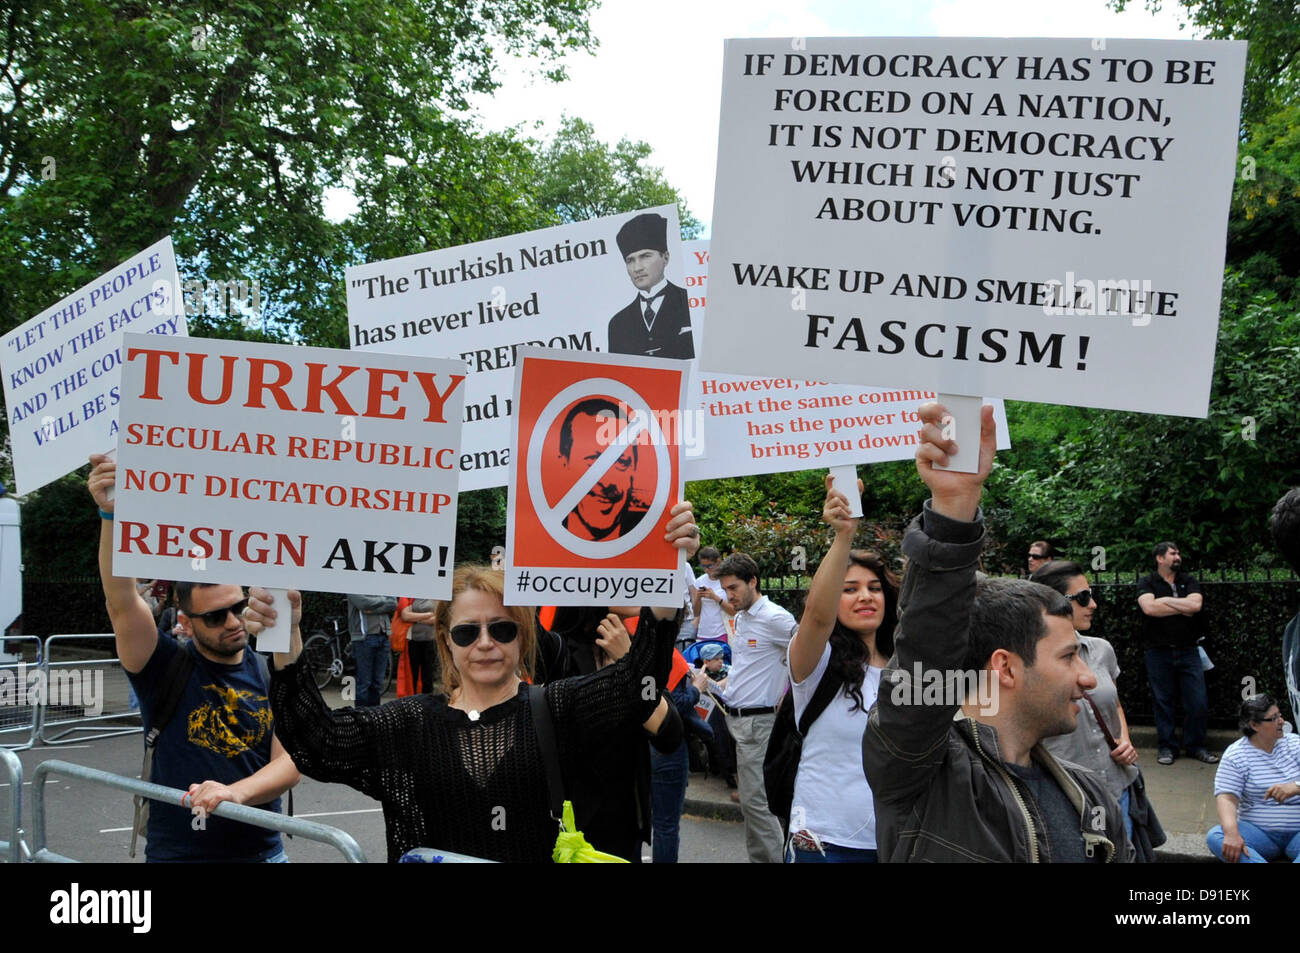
<box><xmin>1207</xmin><ymin>693</ymin><xmax>1300</xmax><ymax>863</ymax></box>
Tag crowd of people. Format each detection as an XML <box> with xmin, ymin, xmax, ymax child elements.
<box><xmin>81</xmin><ymin>403</ymin><xmax>1300</xmax><ymax>863</ymax></box>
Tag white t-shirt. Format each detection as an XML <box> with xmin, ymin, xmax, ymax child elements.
<box><xmin>790</xmin><ymin>644</ymin><xmax>882</xmax><ymax>850</ymax></box>
<box><xmin>693</xmin><ymin>573</ymin><xmax>727</xmax><ymax>641</ymax></box>
<box><xmin>722</xmin><ymin>595</ymin><xmax>796</xmax><ymax>709</ymax></box>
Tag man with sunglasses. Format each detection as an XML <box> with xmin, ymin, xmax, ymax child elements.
<box><xmin>1026</xmin><ymin>541</ymin><xmax>1054</xmax><ymax>576</ymax></box>
<box><xmin>1137</xmin><ymin>541</ymin><xmax>1217</xmax><ymax>765</ymax></box>
<box><xmin>87</xmin><ymin>453</ymin><xmax>299</xmax><ymax>862</ymax></box>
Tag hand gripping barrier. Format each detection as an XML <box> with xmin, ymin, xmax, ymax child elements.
<box><xmin>30</xmin><ymin>759</ymin><xmax>367</xmax><ymax>863</ymax></box>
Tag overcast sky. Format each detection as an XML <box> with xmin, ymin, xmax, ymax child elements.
<box><xmin>465</xmin><ymin>0</ymin><xmax>1192</xmax><ymax>235</ymax></box>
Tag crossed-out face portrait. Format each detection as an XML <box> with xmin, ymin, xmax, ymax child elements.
<box><xmin>557</xmin><ymin>398</ymin><xmax>645</xmax><ymax>541</ymax></box>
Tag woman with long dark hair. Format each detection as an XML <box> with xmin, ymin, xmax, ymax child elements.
<box><xmin>784</xmin><ymin>474</ymin><xmax>899</xmax><ymax>862</ymax></box>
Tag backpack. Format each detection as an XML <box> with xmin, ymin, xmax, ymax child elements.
<box><xmin>762</xmin><ymin>668</ymin><xmax>843</xmax><ymax>836</ymax></box>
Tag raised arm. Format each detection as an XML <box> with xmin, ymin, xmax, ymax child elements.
<box><xmin>546</xmin><ymin>503</ymin><xmax>696</xmax><ymax>741</ymax></box>
<box><xmin>790</xmin><ymin>473</ymin><xmax>861</xmax><ymax>683</ymax></box>
<box><xmin>863</xmin><ymin>402</ymin><xmax>994</xmax><ymax>809</ymax></box>
<box><xmin>547</xmin><ymin>605</ymin><xmax>677</xmax><ymax>753</ymax></box>
<box><xmin>88</xmin><ymin>454</ymin><xmax>158</xmax><ymax>673</ymax></box>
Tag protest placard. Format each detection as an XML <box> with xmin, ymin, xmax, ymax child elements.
<box><xmin>505</xmin><ymin>348</ymin><xmax>687</xmax><ymax>608</ymax></box>
<box><xmin>682</xmin><ymin>240</ymin><xmax>1009</xmax><ymax>480</ymax></box>
<box><xmin>702</xmin><ymin>38</ymin><xmax>1246</xmax><ymax>417</ymax></box>
<box><xmin>347</xmin><ymin>205</ymin><xmax>692</xmax><ymax>490</ymax></box>
<box><xmin>2</xmin><ymin>237</ymin><xmax>185</xmax><ymax>494</ymax></box>
<box><xmin>111</xmin><ymin>333</ymin><xmax>466</xmax><ymax>599</ymax></box>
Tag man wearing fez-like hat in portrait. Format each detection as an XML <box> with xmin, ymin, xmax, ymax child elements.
<box><xmin>607</xmin><ymin>212</ymin><xmax>694</xmax><ymax>360</ymax></box>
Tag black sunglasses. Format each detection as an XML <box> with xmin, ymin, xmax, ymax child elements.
<box><xmin>1064</xmin><ymin>589</ymin><xmax>1093</xmax><ymax>607</ymax></box>
<box><xmin>449</xmin><ymin>620</ymin><xmax>519</xmax><ymax>648</ymax></box>
<box><xmin>190</xmin><ymin>598</ymin><xmax>248</xmax><ymax>627</ymax></box>
<box><xmin>1027</xmin><ymin>552</ymin><xmax>1048</xmax><ymax>560</ymax></box>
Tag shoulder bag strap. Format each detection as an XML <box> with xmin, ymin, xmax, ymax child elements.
<box><xmin>796</xmin><ymin>667</ymin><xmax>844</xmax><ymax>737</ymax></box>
<box><xmin>529</xmin><ymin>683</ymin><xmax>564</xmax><ymax>818</ymax></box>
<box><xmin>130</xmin><ymin>644</ymin><xmax>195</xmax><ymax>858</ymax></box>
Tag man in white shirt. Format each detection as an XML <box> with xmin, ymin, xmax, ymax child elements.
<box><xmin>689</xmin><ymin>547</ymin><xmax>731</xmax><ymax>643</ymax></box>
<box><xmin>705</xmin><ymin>552</ymin><xmax>796</xmax><ymax>862</ymax></box>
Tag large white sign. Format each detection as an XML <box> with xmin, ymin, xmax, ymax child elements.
<box><xmin>347</xmin><ymin>205</ymin><xmax>691</xmax><ymax>490</ymax></box>
<box><xmin>112</xmin><ymin>333</ymin><xmax>466</xmax><ymax>599</ymax></box>
<box><xmin>2</xmin><ymin>237</ymin><xmax>185</xmax><ymax>494</ymax></box>
<box><xmin>702</xmin><ymin>38</ymin><xmax>1246</xmax><ymax>417</ymax></box>
<box><xmin>682</xmin><ymin>240</ymin><xmax>1008</xmax><ymax>481</ymax></box>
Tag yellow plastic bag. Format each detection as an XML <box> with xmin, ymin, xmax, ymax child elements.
<box><xmin>552</xmin><ymin>800</ymin><xmax>628</xmax><ymax>863</ymax></box>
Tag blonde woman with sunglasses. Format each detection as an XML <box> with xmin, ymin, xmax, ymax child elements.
<box><xmin>255</xmin><ymin>502</ymin><xmax>699</xmax><ymax>862</ymax></box>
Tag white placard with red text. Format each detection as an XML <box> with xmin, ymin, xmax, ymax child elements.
<box><xmin>112</xmin><ymin>333</ymin><xmax>466</xmax><ymax>598</ymax></box>
<box><xmin>1</xmin><ymin>237</ymin><xmax>185</xmax><ymax>494</ymax></box>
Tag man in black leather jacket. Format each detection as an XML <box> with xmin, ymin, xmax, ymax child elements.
<box><xmin>862</xmin><ymin>402</ymin><xmax>1132</xmax><ymax>863</ymax></box>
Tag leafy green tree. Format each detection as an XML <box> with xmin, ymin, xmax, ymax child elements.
<box><xmin>0</xmin><ymin>0</ymin><xmax>598</xmax><ymax>346</ymax></box>
<box><xmin>1111</xmin><ymin>0</ymin><xmax>1300</xmax><ymax>126</ymax></box>
<box><xmin>985</xmin><ymin>268</ymin><xmax>1300</xmax><ymax>573</ymax></box>
<box><xmin>533</xmin><ymin>115</ymin><xmax>702</xmax><ymax>236</ymax></box>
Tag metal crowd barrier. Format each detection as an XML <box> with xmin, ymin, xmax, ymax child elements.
<box><xmin>0</xmin><ymin>635</ymin><xmax>43</xmax><ymax>750</ymax></box>
<box><xmin>1</xmin><ymin>748</ymin><xmax>26</xmax><ymax>863</ymax></box>
<box><xmin>31</xmin><ymin>760</ymin><xmax>367</xmax><ymax>863</ymax></box>
<box><xmin>38</xmin><ymin>635</ymin><xmax>142</xmax><ymax>745</ymax></box>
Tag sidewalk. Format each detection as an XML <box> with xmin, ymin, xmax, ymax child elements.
<box><xmin>683</xmin><ymin>725</ymin><xmax>1238</xmax><ymax>863</ymax></box>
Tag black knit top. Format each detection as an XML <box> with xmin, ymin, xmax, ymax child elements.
<box><xmin>270</xmin><ymin>609</ymin><xmax>675</xmax><ymax>863</ymax></box>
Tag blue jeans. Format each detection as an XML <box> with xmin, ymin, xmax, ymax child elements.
<box><xmin>353</xmin><ymin>633</ymin><xmax>389</xmax><ymax>707</ymax></box>
<box><xmin>787</xmin><ymin>841</ymin><xmax>878</xmax><ymax>863</ymax></box>
<box><xmin>1207</xmin><ymin>821</ymin><xmax>1300</xmax><ymax>862</ymax></box>
<box><xmin>1118</xmin><ymin>786</ymin><xmax>1134</xmax><ymax>842</ymax></box>
<box><xmin>650</xmin><ymin>743</ymin><xmax>689</xmax><ymax>863</ymax></box>
<box><xmin>1144</xmin><ymin>646</ymin><xmax>1208</xmax><ymax>753</ymax></box>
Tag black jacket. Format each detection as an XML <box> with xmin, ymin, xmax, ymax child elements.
<box><xmin>862</xmin><ymin>502</ymin><xmax>1133</xmax><ymax>863</ymax></box>
<box><xmin>607</xmin><ymin>282</ymin><xmax>694</xmax><ymax>359</ymax></box>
